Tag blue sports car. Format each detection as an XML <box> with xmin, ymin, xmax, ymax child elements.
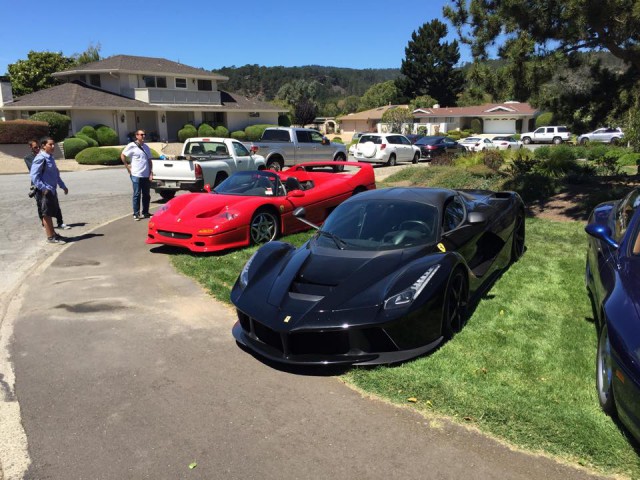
<box><xmin>585</xmin><ymin>188</ymin><xmax>640</xmax><ymax>443</ymax></box>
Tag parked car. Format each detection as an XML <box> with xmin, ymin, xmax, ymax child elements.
<box><xmin>585</xmin><ymin>188</ymin><xmax>640</xmax><ymax>444</ymax></box>
<box><xmin>146</xmin><ymin>162</ymin><xmax>375</xmax><ymax>253</ymax></box>
<box><xmin>231</xmin><ymin>186</ymin><xmax>525</xmax><ymax>366</ymax></box>
<box><xmin>520</xmin><ymin>126</ymin><xmax>571</xmax><ymax>145</ymax></box>
<box><xmin>577</xmin><ymin>127</ymin><xmax>624</xmax><ymax>145</ymax></box>
<box><xmin>458</xmin><ymin>137</ymin><xmax>496</xmax><ymax>152</ymax></box>
<box><xmin>414</xmin><ymin>136</ymin><xmax>464</xmax><ymax>160</ymax></box>
<box><xmin>405</xmin><ymin>134</ymin><xmax>425</xmax><ymax>144</ymax></box>
<box><xmin>353</xmin><ymin>133</ymin><xmax>421</xmax><ymax>166</ymax></box>
<box><xmin>491</xmin><ymin>136</ymin><xmax>523</xmax><ymax>150</ymax></box>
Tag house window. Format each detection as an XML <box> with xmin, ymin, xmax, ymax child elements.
<box><xmin>143</xmin><ymin>76</ymin><xmax>167</xmax><ymax>88</ymax></box>
<box><xmin>175</xmin><ymin>78</ymin><xmax>187</xmax><ymax>89</ymax></box>
<box><xmin>89</xmin><ymin>74</ymin><xmax>101</xmax><ymax>87</ymax></box>
<box><xmin>249</xmin><ymin>112</ymin><xmax>260</xmax><ymax>118</ymax></box>
<box><xmin>197</xmin><ymin>79</ymin><xmax>212</xmax><ymax>91</ymax></box>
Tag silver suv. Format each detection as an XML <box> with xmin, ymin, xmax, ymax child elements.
<box><xmin>520</xmin><ymin>126</ymin><xmax>571</xmax><ymax>145</ymax></box>
<box><xmin>577</xmin><ymin>127</ymin><xmax>624</xmax><ymax>145</ymax></box>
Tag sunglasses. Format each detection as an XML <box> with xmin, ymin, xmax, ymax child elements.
<box><xmin>137</xmin><ymin>133</ymin><xmax>146</xmax><ymax>137</ymax></box>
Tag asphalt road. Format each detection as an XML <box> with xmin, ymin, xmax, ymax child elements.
<box><xmin>0</xmin><ymin>168</ymin><xmax>607</xmax><ymax>480</ymax></box>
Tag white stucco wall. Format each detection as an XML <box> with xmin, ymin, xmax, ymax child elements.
<box><xmin>226</xmin><ymin>112</ymin><xmax>279</xmax><ymax>132</ymax></box>
<box><xmin>71</xmin><ymin>110</ymin><xmax>117</xmax><ymax>134</ymax></box>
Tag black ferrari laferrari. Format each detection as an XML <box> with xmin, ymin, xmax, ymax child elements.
<box><xmin>231</xmin><ymin>187</ymin><xmax>525</xmax><ymax>366</ymax></box>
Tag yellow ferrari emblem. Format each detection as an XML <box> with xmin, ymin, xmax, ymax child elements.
<box><xmin>437</xmin><ymin>243</ymin><xmax>446</xmax><ymax>252</ymax></box>
<box><xmin>284</xmin><ymin>315</ymin><xmax>291</xmax><ymax>323</ymax></box>
<box><xmin>279</xmin><ymin>205</ymin><xmax>285</xmax><ymax>212</ymax></box>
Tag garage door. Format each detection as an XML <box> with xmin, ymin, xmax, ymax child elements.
<box><xmin>483</xmin><ymin>119</ymin><xmax>516</xmax><ymax>134</ymax></box>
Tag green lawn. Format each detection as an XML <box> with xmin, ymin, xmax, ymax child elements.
<box><xmin>169</xmin><ymin>168</ymin><xmax>640</xmax><ymax>478</ymax></box>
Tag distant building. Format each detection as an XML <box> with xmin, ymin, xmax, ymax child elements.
<box><xmin>0</xmin><ymin>55</ymin><xmax>285</xmax><ymax>143</ymax></box>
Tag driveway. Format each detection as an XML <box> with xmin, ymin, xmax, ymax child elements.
<box><xmin>0</xmin><ymin>168</ymin><xmax>606</xmax><ymax>479</ymax></box>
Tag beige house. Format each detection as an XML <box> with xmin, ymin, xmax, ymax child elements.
<box><xmin>339</xmin><ymin>102</ymin><xmax>538</xmax><ymax>137</ymax></box>
<box><xmin>0</xmin><ymin>55</ymin><xmax>284</xmax><ymax>143</ymax></box>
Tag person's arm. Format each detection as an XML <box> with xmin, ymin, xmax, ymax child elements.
<box><xmin>57</xmin><ymin>175</ymin><xmax>68</xmax><ymax>194</ymax></box>
<box><xmin>121</xmin><ymin>145</ymin><xmax>132</xmax><ymax>174</ymax></box>
<box><xmin>30</xmin><ymin>156</ymin><xmax>47</xmax><ymax>192</ymax></box>
<box><xmin>145</xmin><ymin>145</ymin><xmax>153</xmax><ymax>179</ymax></box>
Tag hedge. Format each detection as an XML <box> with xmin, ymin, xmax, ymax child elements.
<box><xmin>29</xmin><ymin>112</ymin><xmax>71</xmax><ymax>142</ymax></box>
<box><xmin>178</xmin><ymin>124</ymin><xmax>197</xmax><ymax>142</ymax></box>
<box><xmin>0</xmin><ymin>120</ymin><xmax>49</xmax><ymax>144</ymax></box>
<box><xmin>76</xmin><ymin>146</ymin><xmax>160</xmax><ymax>165</ymax></box>
<box><xmin>244</xmin><ymin>124</ymin><xmax>277</xmax><ymax>141</ymax></box>
<box><xmin>63</xmin><ymin>137</ymin><xmax>89</xmax><ymax>159</ymax></box>
<box><xmin>75</xmin><ymin>134</ymin><xmax>99</xmax><ymax>148</ymax></box>
<box><xmin>278</xmin><ymin>114</ymin><xmax>291</xmax><ymax>127</ymax></box>
<box><xmin>79</xmin><ymin>125</ymin><xmax>98</xmax><ymax>141</ymax></box>
<box><xmin>213</xmin><ymin>125</ymin><xmax>229</xmax><ymax>138</ymax></box>
<box><xmin>96</xmin><ymin>125</ymin><xmax>119</xmax><ymax>146</ymax></box>
<box><xmin>197</xmin><ymin>123</ymin><xmax>215</xmax><ymax>136</ymax></box>
<box><xmin>230</xmin><ymin>130</ymin><xmax>247</xmax><ymax>141</ymax></box>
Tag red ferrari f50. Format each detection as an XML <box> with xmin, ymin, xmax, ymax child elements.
<box><xmin>146</xmin><ymin>162</ymin><xmax>376</xmax><ymax>252</ymax></box>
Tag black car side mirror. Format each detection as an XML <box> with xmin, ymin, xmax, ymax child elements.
<box><xmin>585</xmin><ymin>223</ymin><xmax>619</xmax><ymax>249</ymax></box>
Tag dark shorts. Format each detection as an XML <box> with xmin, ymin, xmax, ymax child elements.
<box><xmin>36</xmin><ymin>190</ymin><xmax>61</xmax><ymax>219</ymax></box>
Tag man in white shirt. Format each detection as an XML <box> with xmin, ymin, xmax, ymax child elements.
<box><xmin>121</xmin><ymin>130</ymin><xmax>153</xmax><ymax>220</ymax></box>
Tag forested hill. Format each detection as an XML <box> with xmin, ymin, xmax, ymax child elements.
<box><xmin>213</xmin><ymin>64</ymin><xmax>400</xmax><ymax>101</ymax></box>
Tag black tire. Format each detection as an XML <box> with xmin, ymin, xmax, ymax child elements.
<box><xmin>266</xmin><ymin>158</ymin><xmax>283</xmax><ymax>171</ymax></box>
<box><xmin>159</xmin><ymin>190</ymin><xmax>175</xmax><ymax>201</ymax></box>
<box><xmin>387</xmin><ymin>154</ymin><xmax>397</xmax><ymax>167</ymax></box>
<box><xmin>580</xmin><ymin>138</ymin><xmax>589</xmax><ymax>145</ymax></box>
<box><xmin>511</xmin><ymin>213</ymin><xmax>525</xmax><ymax>262</ymax></box>
<box><xmin>352</xmin><ymin>186</ymin><xmax>366</xmax><ymax>196</ymax></box>
<box><xmin>213</xmin><ymin>173</ymin><xmax>227</xmax><ymax>187</ymax></box>
<box><xmin>250</xmin><ymin>209</ymin><xmax>279</xmax><ymax>245</ymax></box>
<box><xmin>596</xmin><ymin>325</ymin><xmax>616</xmax><ymax>415</ymax></box>
<box><xmin>522</xmin><ymin>137</ymin><xmax>531</xmax><ymax>145</ymax></box>
<box><xmin>333</xmin><ymin>153</ymin><xmax>346</xmax><ymax>172</ymax></box>
<box><xmin>442</xmin><ymin>269</ymin><xmax>468</xmax><ymax>339</ymax></box>
<box><xmin>412</xmin><ymin>152</ymin><xmax>420</xmax><ymax>164</ymax></box>
<box><xmin>553</xmin><ymin>136</ymin><xmax>562</xmax><ymax>145</ymax></box>
<box><xmin>610</xmin><ymin>138</ymin><xmax>619</xmax><ymax>146</ymax></box>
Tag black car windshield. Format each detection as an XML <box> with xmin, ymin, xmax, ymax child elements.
<box><xmin>214</xmin><ymin>171</ymin><xmax>284</xmax><ymax>197</ymax></box>
<box><xmin>316</xmin><ymin>199</ymin><xmax>439</xmax><ymax>250</ymax></box>
<box><xmin>415</xmin><ymin>136</ymin><xmax>444</xmax><ymax>146</ymax></box>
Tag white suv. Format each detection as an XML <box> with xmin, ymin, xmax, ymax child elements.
<box><xmin>354</xmin><ymin>133</ymin><xmax>421</xmax><ymax>166</ymax></box>
<box><xmin>520</xmin><ymin>126</ymin><xmax>571</xmax><ymax>145</ymax></box>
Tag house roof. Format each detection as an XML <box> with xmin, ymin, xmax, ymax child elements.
<box><xmin>413</xmin><ymin>102</ymin><xmax>537</xmax><ymax>118</ymax></box>
<box><xmin>52</xmin><ymin>54</ymin><xmax>228</xmax><ymax>81</ymax></box>
<box><xmin>340</xmin><ymin>105</ymin><xmax>409</xmax><ymax>122</ymax></box>
<box><xmin>2</xmin><ymin>81</ymin><xmax>283</xmax><ymax>112</ymax></box>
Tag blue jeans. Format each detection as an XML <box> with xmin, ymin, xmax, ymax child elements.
<box><xmin>131</xmin><ymin>176</ymin><xmax>151</xmax><ymax>216</ymax></box>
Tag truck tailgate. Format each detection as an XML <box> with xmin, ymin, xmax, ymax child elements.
<box><xmin>152</xmin><ymin>158</ymin><xmax>196</xmax><ymax>182</ymax></box>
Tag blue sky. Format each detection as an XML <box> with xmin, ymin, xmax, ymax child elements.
<box><xmin>1</xmin><ymin>0</ymin><xmax>470</xmax><ymax>75</ymax></box>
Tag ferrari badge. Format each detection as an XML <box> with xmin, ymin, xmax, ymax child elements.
<box><xmin>279</xmin><ymin>205</ymin><xmax>285</xmax><ymax>212</ymax></box>
<box><xmin>283</xmin><ymin>315</ymin><xmax>291</xmax><ymax>323</ymax></box>
<box><xmin>437</xmin><ymin>243</ymin><xmax>446</xmax><ymax>252</ymax></box>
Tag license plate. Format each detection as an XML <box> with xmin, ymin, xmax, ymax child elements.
<box><xmin>164</xmin><ymin>181</ymin><xmax>177</xmax><ymax>188</ymax></box>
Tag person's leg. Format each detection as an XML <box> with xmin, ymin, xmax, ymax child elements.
<box><xmin>42</xmin><ymin>215</ymin><xmax>56</xmax><ymax>238</ymax></box>
<box><xmin>131</xmin><ymin>176</ymin><xmax>141</xmax><ymax>217</ymax></box>
<box><xmin>141</xmin><ymin>177</ymin><xmax>151</xmax><ymax>216</ymax></box>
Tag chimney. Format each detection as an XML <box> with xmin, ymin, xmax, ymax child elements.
<box><xmin>0</xmin><ymin>77</ymin><xmax>14</xmax><ymax>106</ymax></box>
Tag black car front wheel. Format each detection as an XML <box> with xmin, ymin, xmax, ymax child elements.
<box><xmin>443</xmin><ymin>269</ymin><xmax>468</xmax><ymax>339</ymax></box>
<box><xmin>250</xmin><ymin>210</ymin><xmax>279</xmax><ymax>245</ymax></box>
<box><xmin>596</xmin><ymin>324</ymin><xmax>616</xmax><ymax>415</ymax></box>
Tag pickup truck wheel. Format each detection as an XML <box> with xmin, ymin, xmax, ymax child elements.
<box><xmin>522</xmin><ymin>137</ymin><xmax>531</xmax><ymax>145</ymax></box>
<box><xmin>159</xmin><ymin>190</ymin><xmax>175</xmax><ymax>201</ymax></box>
<box><xmin>250</xmin><ymin>210</ymin><xmax>279</xmax><ymax>244</ymax></box>
<box><xmin>387</xmin><ymin>154</ymin><xmax>397</xmax><ymax>167</ymax></box>
<box><xmin>553</xmin><ymin>137</ymin><xmax>562</xmax><ymax>145</ymax></box>
<box><xmin>266</xmin><ymin>159</ymin><xmax>283</xmax><ymax>171</ymax></box>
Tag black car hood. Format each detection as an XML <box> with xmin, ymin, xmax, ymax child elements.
<box><xmin>266</xmin><ymin>241</ymin><xmax>437</xmax><ymax>318</ymax></box>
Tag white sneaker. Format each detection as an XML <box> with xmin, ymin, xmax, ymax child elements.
<box><xmin>57</xmin><ymin>223</ymin><xmax>71</xmax><ymax>230</ymax></box>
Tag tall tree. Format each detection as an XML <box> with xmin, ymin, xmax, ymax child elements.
<box><xmin>359</xmin><ymin>81</ymin><xmax>400</xmax><ymax>111</ymax></box>
<box><xmin>293</xmin><ymin>97</ymin><xmax>318</xmax><ymax>126</ymax></box>
<box><xmin>381</xmin><ymin>107</ymin><xmax>413</xmax><ymax>134</ymax></box>
<box><xmin>396</xmin><ymin>19</ymin><xmax>465</xmax><ymax>106</ymax></box>
<box><xmin>7</xmin><ymin>51</ymin><xmax>74</xmax><ymax>96</ymax></box>
<box><xmin>72</xmin><ymin>43</ymin><xmax>101</xmax><ymax>65</ymax></box>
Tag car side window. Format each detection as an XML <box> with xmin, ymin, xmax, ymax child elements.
<box><xmin>309</xmin><ymin>131</ymin><xmax>324</xmax><ymax>143</ymax></box>
<box><xmin>534</xmin><ymin>128</ymin><xmax>543</xmax><ymax>134</ymax></box>
<box><xmin>443</xmin><ymin>196</ymin><xmax>465</xmax><ymax>232</ymax></box>
<box><xmin>386</xmin><ymin>136</ymin><xmax>397</xmax><ymax>144</ymax></box>
<box><xmin>399</xmin><ymin>136</ymin><xmax>411</xmax><ymax>145</ymax></box>
<box><xmin>296</xmin><ymin>131</ymin><xmax>312</xmax><ymax>143</ymax></box>
<box><xmin>615</xmin><ymin>190</ymin><xmax>640</xmax><ymax>242</ymax></box>
<box><xmin>233</xmin><ymin>142</ymin><xmax>250</xmax><ymax>157</ymax></box>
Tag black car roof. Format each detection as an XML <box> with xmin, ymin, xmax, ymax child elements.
<box><xmin>349</xmin><ymin>187</ymin><xmax>457</xmax><ymax>207</ymax></box>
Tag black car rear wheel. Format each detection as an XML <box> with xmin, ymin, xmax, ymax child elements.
<box><xmin>596</xmin><ymin>325</ymin><xmax>616</xmax><ymax>415</ymax></box>
<box><xmin>443</xmin><ymin>269</ymin><xmax>468</xmax><ymax>339</ymax></box>
<box><xmin>250</xmin><ymin>209</ymin><xmax>279</xmax><ymax>245</ymax></box>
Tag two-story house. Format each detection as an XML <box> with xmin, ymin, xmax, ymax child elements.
<box><xmin>0</xmin><ymin>55</ymin><xmax>284</xmax><ymax>143</ymax></box>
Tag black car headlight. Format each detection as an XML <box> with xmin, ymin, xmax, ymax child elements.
<box><xmin>384</xmin><ymin>265</ymin><xmax>441</xmax><ymax>310</ymax></box>
<box><xmin>239</xmin><ymin>252</ymin><xmax>258</xmax><ymax>289</ymax></box>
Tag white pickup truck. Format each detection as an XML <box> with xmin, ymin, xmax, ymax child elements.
<box><xmin>249</xmin><ymin>127</ymin><xmax>347</xmax><ymax>171</ymax></box>
<box><xmin>151</xmin><ymin>137</ymin><xmax>266</xmax><ymax>200</ymax></box>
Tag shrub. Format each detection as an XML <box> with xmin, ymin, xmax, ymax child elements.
<box><xmin>278</xmin><ymin>114</ymin><xmax>291</xmax><ymax>127</ymax></box>
<box><xmin>586</xmin><ymin>144</ymin><xmax>609</xmax><ymax>161</ymax></box>
<box><xmin>197</xmin><ymin>123</ymin><xmax>215</xmax><ymax>136</ymax></box>
<box><xmin>533</xmin><ymin>146</ymin><xmax>552</xmax><ymax>160</ymax></box>
<box><xmin>79</xmin><ymin>125</ymin><xmax>98</xmax><ymax>141</ymax></box>
<box><xmin>230</xmin><ymin>130</ymin><xmax>247</xmax><ymax>141</ymax></box>
<box><xmin>332</xmin><ymin>137</ymin><xmax>343</xmax><ymax>144</ymax></box>
<box><xmin>245</xmin><ymin>124</ymin><xmax>277</xmax><ymax>141</ymax></box>
<box><xmin>75</xmin><ymin>133</ymin><xmax>99</xmax><ymax>147</ymax></box>
<box><xmin>0</xmin><ymin>120</ymin><xmax>49</xmax><ymax>144</ymax></box>
<box><xmin>76</xmin><ymin>147</ymin><xmax>122</xmax><ymax>165</ymax></box>
<box><xmin>572</xmin><ymin>145</ymin><xmax>588</xmax><ymax>160</ymax></box>
<box><xmin>548</xmin><ymin>144</ymin><xmax>577</xmax><ymax>162</ymax></box>
<box><xmin>481</xmin><ymin>149</ymin><xmax>505</xmax><ymax>171</ymax></box>
<box><xmin>29</xmin><ymin>112</ymin><xmax>71</xmax><ymax>142</ymax></box>
<box><xmin>417</xmin><ymin>126</ymin><xmax>427</xmax><ymax>135</ymax></box>
<box><xmin>618</xmin><ymin>152</ymin><xmax>640</xmax><ymax>166</ymax></box>
<box><xmin>505</xmin><ymin>155</ymin><xmax>539</xmax><ymax>176</ymax></box>
<box><xmin>63</xmin><ymin>137</ymin><xmax>89</xmax><ymax>159</ymax></box>
<box><xmin>178</xmin><ymin>124</ymin><xmax>197</xmax><ymax>142</ymax></box>
<box><xmin>466</xmin><ymin>164</ymin><xmax>497</xmax><ymax>178</ymax></box>
<box><xmin>470</xmin><ymin>118</ymin><xmax>482</xmax><ymax>133</ymax></box>
<box><xmin>96</xmin><ymin>125</ymin><xmax>119</xmax><ymax>146</ymax></box>
<box><xmin>503</xmin><ymin>172</ymin><xmax>561</xmax><ymax>203</ymax></box>
<box><xmin>594</xmin><ymin>151</ymin><xmax>622</xmax><ymax>175</ymax></box>
<box><xmin>431</xmin><ymin>153</ymin><xmax>456</xmax><ymax>166</ymax></box>
<box><xmin>534</xmin><ymin>156</ymin><xmax>580</xmax><ymax>178</ymax></box>
<box><xmin>535</xmin><ymin>112</ymin><xmax>554</xmax><ymax>128</ymax></box>
<box><xmin>213</xmin><ymin>126</ymin><xmax>229</xmax><ymax>138</ymax></box>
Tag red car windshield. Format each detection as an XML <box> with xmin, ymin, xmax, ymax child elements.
<box><xmin>214</xmin><ymin>171</ymin><xmax>285</xmax><ymax>197</ymax></box>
